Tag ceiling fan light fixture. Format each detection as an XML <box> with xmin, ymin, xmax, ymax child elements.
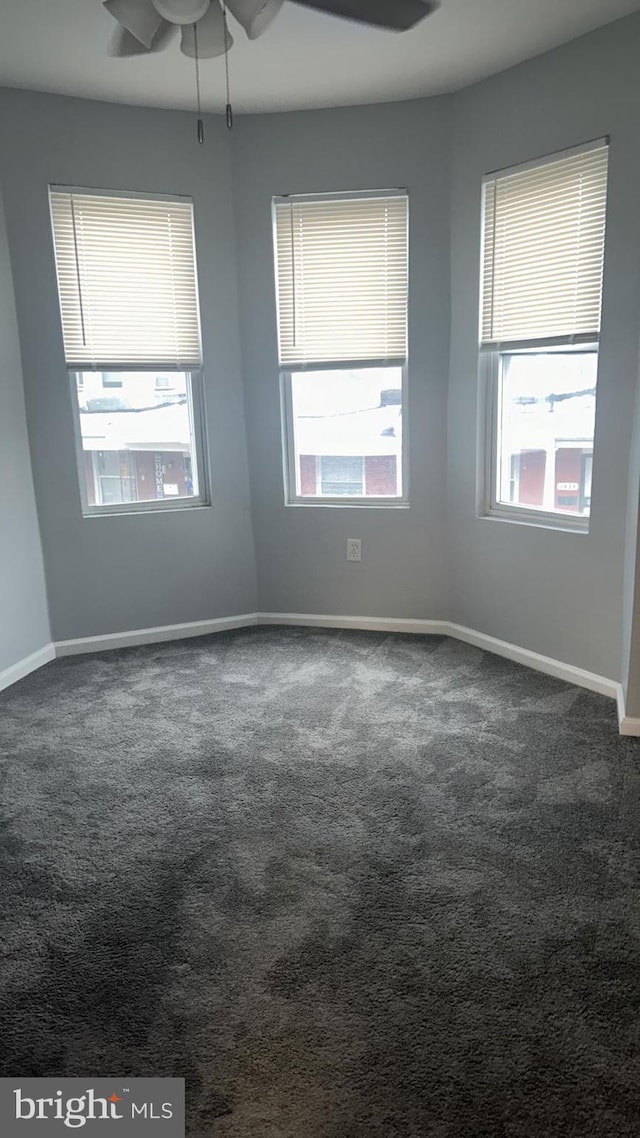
<box><xmin>152</xmin><ymin>0</ymin><xmax>211</xmax><ymax>24</ymax></box>
<box><xmin>103</xmin><ymin>0</ymin><xmax>165</xmax><ymax>48</ymax></box>
<box><xmin>180</xmin><ymin>1</ymin><xmax>232</xmax><ymax>58</ymax></box>
<box><xmin>226</xmin><ymin>0</ymin><xmax>283</xmax><ymax>40</ymax></box>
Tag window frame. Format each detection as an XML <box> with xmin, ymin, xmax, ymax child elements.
<box><xmin>477</xmin><ymin>139</ymin><xmax>608</xmax><ymax>533</ymax></box>
<box><xmin>69</xmin><ymin>368</ymin><xmax>210</xmax><ymax>518</ymax></box>
<box><xmin>50</xmin><ymin>184</ymin><xmax>207</xmax><ymax>517</ymax></box>
<box><xmin>280</xmin><ymin>362</ymin><xmax>410</xmax><ymax>509</ymax></box>
<box><xmin>272</xmin><ymin>188</ymin><xmax>410</xmax><ymax>509</ymax></box>
<box><xmin>479</xmin><ymin>342</ymin><xmax>598</xmax><ymax>533</ymax></box>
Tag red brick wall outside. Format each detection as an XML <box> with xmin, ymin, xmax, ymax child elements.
<box><xmin>300</xmin><ymin>455</ymin><xmax>318</xmax><ymax>495</ymax></box>
<box><xmin>364</xmin><ymin>455</ymin><xmax>398</xmax><ymax>496</ymax></box>
<box><xmin>514</xmin><ymin>448</ymin><xmax>589</xmax><ymax>511</ymax></box>
<box><xmin>299</xmin><ymin>454</ymin><xmax>398</xmax><ymax>496</ymax></box>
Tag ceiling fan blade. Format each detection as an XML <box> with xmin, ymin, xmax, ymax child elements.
<box><xmin>180</xmin><ymin>0</ymin><xmax>233</xmax><ymax>57</ymax></box>
<box><xmin>109</xmin><ymin>26</ymin><xmax>151</xmax><ymax>54</ymax></box>
<box><xmin>153</xmin><ymin>0</ymin><xmax>211</xmax><ymax>23</ymax></box>
<box><xmin>226</xmin><ymin>0</ymin><xmax>283</xmax><ymax>40</ymax></box>
<box><xmin>103</xmin><ymin>0</ymin><xmax>165</xmax><ymax>47</ymax></box>
<box><xmin>150</xmin><ymin>20</ymin><xmax>181</xmax><ymax>48</ymax></box>
<box><xmin>291</xmin><ymin>0</ymin><xmax>439</xmax><ymax>31</ymax></box>
<box><xmin>108</xmin><ymin>18</ymin><xmax>176</xmax><ymax>55</ymax></box>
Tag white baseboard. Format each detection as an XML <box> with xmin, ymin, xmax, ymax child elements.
<box><xmin>257</xmin><ymin>612</ymin><xmax>620</xmax><ymax>704</ymax></box>
<box><xmin>2</xmin><ymin>610</ymin><xmax>630</xmax><ymax>735</ymax></box>
<box><xmin>257</xmin><ymin>612</ymin><xmax>449</xmax><ymax>636</ymax></box>
<box><xmin>445</xmin><ymin>622</ymin><xmax>618</xmax><ymax>700</ymax></box>
<box><xmin>619</xmin><ymin>717</ymin><xmax>640</xmax><ymax>736</ymax></box>
<box><xmin>615</xmin><ymin>683</ymin><xmax>640</xmax><ymax>736</ymax></box>
<box><xmin>0</xmin><ymin>643</ymin><xmax>56</xmax><ymax>694</ymax></box>
<box><xmin>54</xmin><ymin>614</ymin><xmax>258</xmax><ymax>657</ymax></box>
<box><xmin>54</xmin><ymin>610</ymin><xmax>619</xmax><ymax>703</ymax></box>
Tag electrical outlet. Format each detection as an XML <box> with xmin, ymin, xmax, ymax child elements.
<box><xmin>346</xmin><ymin>538</ymin><xmax>362</xmax><ymax>562</ymax></box>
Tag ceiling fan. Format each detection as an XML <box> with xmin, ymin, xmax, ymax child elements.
<box><xmin>104</xmin><ymin>0</ymin><xmax>440</xmax><ymax>60</ymax></box>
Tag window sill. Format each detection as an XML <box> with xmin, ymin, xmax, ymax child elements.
<box><xmin>82</xmin><ymin>501</ymin><xmax>211</xmax><ymax>519</ymax></box>
<box><xmin>286</xmin><ymin>498</ymin><xmax>409</xmax><ymax>510</ymax></box>
<box><xmin>480</xmin><ymin>506</ymin><xmax>589</xmax><ymax>534</ymax></box>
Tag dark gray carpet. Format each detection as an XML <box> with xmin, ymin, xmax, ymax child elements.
<box><xmin>0</xmin><ymin>626</ymin><xmax>639</xmax><ymax>1136</ymax></box>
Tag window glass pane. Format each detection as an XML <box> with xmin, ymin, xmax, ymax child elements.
<box><xmin>290</xmin><ymin>368</ymin><xmax>403</xmax><ymax>499</ymax></box>
<box><xmin>75</xmin><ymin>371</ymin><xmax>199</xmax><ymax>508</ymax></box>
<box><xmin>496</xmin><ymin>351</ymin><xmax>597</xmax><ymax>518</ymax></box>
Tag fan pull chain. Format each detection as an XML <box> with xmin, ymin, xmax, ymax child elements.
<box><xmin>194</xmin><ymin>22</ymin><xmax>204</xmax><ymax>144</ymax></box>
<box><xmin>223</xmin><ymin>1</ymin><xmax>233</xmax><ymax>129</ymax></box>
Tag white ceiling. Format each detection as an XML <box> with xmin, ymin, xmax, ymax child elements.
<box><xmin>0</xmin><ymin>0</ymin><xmax>638</xmax><ymax>115</ymax></box>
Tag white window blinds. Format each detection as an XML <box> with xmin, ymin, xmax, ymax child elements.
<box><xmin>49</xmin><ymin>189</ymin><xmax>202</xmax><ymax>370</ymax></box>
<box><xmin>481</xmin><ymin>142</ymin><xmax>608</xmax><ymax>348</ymax></box>
<box><xmin>273</xmin><ymin>192</ymin><xmax>408</xmax><ymax>367</ymax></box>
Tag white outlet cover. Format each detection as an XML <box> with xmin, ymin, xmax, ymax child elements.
<box><xmin>346</xmin><ymin>539</ymin><xmax>362</xmax><ymax>562</ymax></box>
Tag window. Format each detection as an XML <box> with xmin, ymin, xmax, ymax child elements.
<box><xmin>273</xmin><ymin>191</ymin><xmax>408</xmax><ymax>505</ymax></box>
<box><xmin>49</xmin><ymin>187</ymin><xmax>207</xmax><ymax>515</ymax></box>
<box><xmin>480</xmin><ymin>141</ymin><xmax>608</xmax><ymax>529</ymax></box>
<box><xmin>288</xmin><ymin>367</ymin><xmax>403</xmax><ymax>500</ymax></box>
<box><xmin>73</xmin><ymin>370</ymin><xmax>202</xmax><ymax>508</ymax></box>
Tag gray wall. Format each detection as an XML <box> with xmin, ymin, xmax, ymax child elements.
<box><xmin>232</xmin><ymin>98</ymin><xmax>451</xmax><ymax>618</ymax></box>
<box><xmin>0</xmin><ymin>89</ymin><xmax>257</xmax><ymax>641</ymax></box>
<box><xmin>233</xmin><ymin>18</ymin><xmax>640</xmax><ymax>680</ymax></box>
<box><xmin>0</xmin><ymin>188</ymin><xmax>51</xmax><ymax>671</ymax></box>
<box><xmin>5</xmin><ymin>13</ymin><xmax>640</xmax><ymax>685</ymax></box>
<box><xmin>448</xmin><ymin>15</ymin><xmax>640</xmax><ymax>681</ymax></box>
